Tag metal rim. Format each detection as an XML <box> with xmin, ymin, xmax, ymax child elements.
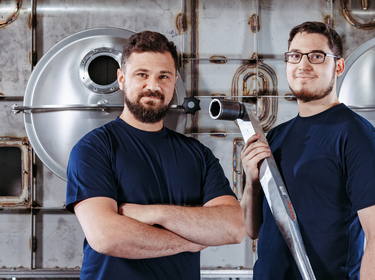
<box><xmin>337</xmin><ymin>36</ymin><xmax>375</xmax><ymax>100</ymax></box>
<box><xmin>79</xmin><ymin>47</ymin><xmax>122</xmax><ymax>94</ymax></box>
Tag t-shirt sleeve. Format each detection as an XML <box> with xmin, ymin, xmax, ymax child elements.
<box><xmin>65</xmin><ymin>132</ymin><xmax>117</xmax><ymax>213</ymax></box>
<box><xmin>346</xmin><ymin>138</ymin><xmax>375</xmax><ymax>211</ymax></box>
<box><xmin>200</xmin><ymin>144</ymin><xmax>236</xmax><ymax>205</ymax></box>
<box><xmin>346</xmin><ymin>137</ymin><xmax>375</xmax><ymax>211</ymax></box>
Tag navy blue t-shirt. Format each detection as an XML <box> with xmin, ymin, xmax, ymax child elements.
<box><xmin>66</xmin><ymin>117</ymin><xmax>235</xmax><ymax>280</ymax></box>
<box><xmin>254</xmin><ymin>104</ymin><xmax>375</xmax><ymax>280</ymax></box>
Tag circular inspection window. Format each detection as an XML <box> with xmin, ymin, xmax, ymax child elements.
<box><xmin>80</xmin><ymin>47</ymin><xmax>122</xmax><ymax>94</ymax></box>
<box><xmin>88</xmin><ymin>55</ymin><xmax>119</xmax><ymax>85</ymax></box>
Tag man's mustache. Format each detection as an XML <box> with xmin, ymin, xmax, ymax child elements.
<box><xmin>139</xmin><ymin>90</ymin><xmax>165</xmax><ymax>101</ymax></box>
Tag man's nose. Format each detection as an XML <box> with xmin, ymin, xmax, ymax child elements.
<box><xmin>145</xmin><ymin>76</ymin><xmax>161</xmax><ymax>91</ymax></box>
<box><xmin>298</xmin><ymin>55</ymin><xmax>312</xmax><ymax>69</ymax></box>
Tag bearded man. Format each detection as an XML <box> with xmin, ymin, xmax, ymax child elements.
<box><xmin>66</xmin><ymin>31</ymin><xmax>245</xmax><ymax>280</ymax></box>
<box><xmin>241</xmin><ymin>21</ymin><xmax>375</xmax><ymax>280</ymax></box>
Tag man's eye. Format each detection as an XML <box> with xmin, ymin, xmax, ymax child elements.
<box><xmin>311</xmin><ymin>53</ymin><xmax>324</xmax><ymax>59</ymax></box>
<box><xmin>290</xmin><ymin>53</ymin><xmax>300</xmax><ymax>59</ymax></box>
<box><xmin>160</xmin><ymin>75</ymin><xmax>168</xmax><ymax>79</ymax></box>
<box><xmin>138</xmin><ymin>73</ymin><xmax>147</xmax><ymax>78</ymax></box>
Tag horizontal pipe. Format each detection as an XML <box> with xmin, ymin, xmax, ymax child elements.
<box><xmin>209</xmin><ymin>99</ymin><xmax>252</xmax><ymax>120</ymax></box>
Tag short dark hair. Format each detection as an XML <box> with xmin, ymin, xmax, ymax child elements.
<box><xmin>288</xmin><ymin>21</ymin><xmax>343</xmax><ymax>58</ymax></box>
<box><xmin>121</xmin><ymin>31</ymin><xmax>179</xmax><ymax>73</ymax></box>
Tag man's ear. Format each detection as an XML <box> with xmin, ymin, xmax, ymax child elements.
<box><xmin>336</xmin><ymin>58</ymin><xmax>345</xmax><ymax>77</ymax></box>
<box><xmin>117</xmin><ymin>69</ymin><xmax>124</xmax><ymax>90</ymax></box>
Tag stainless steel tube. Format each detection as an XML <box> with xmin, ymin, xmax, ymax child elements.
<box><xmin>209</xmin><ymin>99</ymin><xmax>247</xmax><ymax>121</ymax></box>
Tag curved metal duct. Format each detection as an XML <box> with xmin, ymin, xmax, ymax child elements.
<box><xmin>231</xmin><ymin>61</ymin><xmax>278</xmax><ymax>132</ymax></box>
<box><xmin>0</xmin><ymin>0</ymin><xmax>22</xmax><ymax>28</ymax></box>
<box><xmin>338</xmin><ymin>37</ymin><xmax>375</xmax><ymax>110</ymax></box>
<box><xmin>22</xmin><ymin>28</ymin><xmax>187</xmax><ymax>181</ymax></box>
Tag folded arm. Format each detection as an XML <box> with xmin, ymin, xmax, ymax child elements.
<box><xmin>119</xmin><ymin>195</ymin><xmax>245</xmax><ymax>246</ymax></box>
<box><xmin>74</xmin><ymin>197</ymin><xmax>206</xmax><ymax>259</ymax></box>
<box><xmin>358</xmin><ymin>204</ymin><xmax>375</xmax><ymax>280</ymax></box>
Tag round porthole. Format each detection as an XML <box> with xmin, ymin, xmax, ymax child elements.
<box><xmin>80</xmin><ymin>47</ymin><xmax>122</xmax><ymax>94</ymax></box>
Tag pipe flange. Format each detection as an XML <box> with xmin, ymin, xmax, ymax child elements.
<box><xmin>79</xmin><ymin>47</ymin><xmax>122</xmax><ymax>94</ymax></box>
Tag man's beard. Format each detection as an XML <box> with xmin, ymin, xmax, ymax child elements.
<box><xmin>289</xmin><ymin>66</ymin><xmax>336</xmax><ymax>103</ymax></box>
<box><xmin>123</xmin><ymin>89</ymin><xmax>173</xmax><ymax>124</ymax></box>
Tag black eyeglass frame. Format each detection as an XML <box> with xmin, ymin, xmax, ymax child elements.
<box><xmin>284</xmin><ymin>51</ymin><xmax>339</xmax><ymax>64</ymax></box>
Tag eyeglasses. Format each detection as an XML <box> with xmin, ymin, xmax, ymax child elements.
<box><xmin>284</xmin><ymin>51</ymin><xmax>338</xmax><ymax>64</ymax></box>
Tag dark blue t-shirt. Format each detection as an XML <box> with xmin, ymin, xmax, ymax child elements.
<box><xmin>66</xmin><ymin>117</ymin><xmax>235</xmax><ymax>280</ymax></box>
<box><xmin>254</xmin><ymin>104</ymin><xmax>375</xmax><ymax>280</ymax></box>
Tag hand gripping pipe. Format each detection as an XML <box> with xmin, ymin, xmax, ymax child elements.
<box><xmin>209</xmin><ymin>98</ymin><xmax>316</xmax><ymax>280</ymax></box>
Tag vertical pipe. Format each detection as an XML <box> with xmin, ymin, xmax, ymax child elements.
<box><xmin>30</xmin><ymin>150</ymin><xmax>36</xmax><ymax>270</ymax></box>
<box><xmin>329</xmin><ymin>0</ymin><xmax>333</xmax><ymax>25</ymax></box>
<box><xmin>190</xmin><ymin>0</ymin><xmax>199</xmax><ymax>135</ymax></box>
<box><xmin>253</xmin><ymin>0</ymin><xmax>259</xmax><ymax>99</ymax></box>
<box><xmin>179</xmin><ymin>0</ymin><xmax>186</xmax><ymax>77</ymax></box>
<box><xmin>31</xmin><ymin>0</ymin><xmax>37</xmax><ymax>69</ymax></box>
<box><xmin>30</xmin><ymin>0</ymin><xmax>37</xmax><ymax>270</ymax></box>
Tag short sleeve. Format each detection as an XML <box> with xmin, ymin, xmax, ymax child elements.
<box><xmin>65</xmin><ymin>131</ymin><xmax>117</xmax><ymax>213</ymax></box>
<box><xmin>346</xmin><ymin>137</ymin><xmax>375</xmax><ymax>211</ymax></box>
<box><xmin>200</xmin><ymin>144</ymin><xmax>236</xmax><ymax>205</ymax></box>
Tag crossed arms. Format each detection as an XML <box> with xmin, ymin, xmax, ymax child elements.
<box><xmin>74</xmin><ymin>195</ymin><xmax>245</xmax><ymax>259</ymax></box>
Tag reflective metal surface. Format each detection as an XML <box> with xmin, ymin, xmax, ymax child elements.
<box><xmin>338</xmin><ymin>36</ymin><xmax>375</xmax><ymax>107</ymax></box>
<box><xmin>24</xmin><ymin>28</ymin><xmax>187</xmax><ymax>180</ymax></box>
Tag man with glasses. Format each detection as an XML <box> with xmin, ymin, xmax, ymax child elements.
<box><xmin>241</xmin><ymin>21</ymin><xmax>375</xmax><ymax>279</ymax></box>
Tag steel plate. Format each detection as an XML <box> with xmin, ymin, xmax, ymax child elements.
<box><xmin>24</xmin><ymin>28</ymin><xmax>186</xmax><ymax>181</ymax></box>
<box><xmin>338</xmin><ymin>37</ymin><xmax>375</xmax><ymax>107</ymax></box>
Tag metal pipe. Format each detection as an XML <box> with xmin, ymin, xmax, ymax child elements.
<box><xmin>340</xmin><ymin>0</ymin><xmax>375</xmax><ymax>29</ymax></box>
<box><xmin>209</xmin><ymin>98</ymin><xmax>316</xmax><ymax>280</ymax></box>
<box><xmin>209</xmin><ymin>99</ymin><xmax>247</xmax><ymax>121</ymax></box>
<box><xmin>0</xmin><ymin>0</ymin><xmax>22</xmax><ymax>28</ymax></box>
<box><xmin>12</xmin><ymin>102</ymin><xmax>197</xmax><ymax>114</ymax></box>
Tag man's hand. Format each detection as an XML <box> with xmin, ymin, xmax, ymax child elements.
<box><xmin>119</xmin><ymin>203</ymin><xmax>208</xmax><ymax>252</ymax></box>
<box><xmin>75</xmin><ymin>197</ymin><xmax>208</xmax><ymax>259</ymax></box>
<box><xmin>119</xmin><ymin>203</ymin><xmax>158</xmax><ymax>225</ymax></box>
<box><xmin>240</xmin><ymin>133</ymin><xmax>270</xmax><ymax>240</ymax></box>
<box><xmin>118</xmin><ymin>196</ymin><xmax>245</xmax><ymax>246</ymax></box>
<box><xmin>241</xmin><ymin>133</ymin><xmax>271</xmax><ymax>188</ymax></box>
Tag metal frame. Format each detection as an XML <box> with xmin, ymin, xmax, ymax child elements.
<box><xmin>0</xmin><ymin>137</ymin><xmax>31</xmax><ymax>207</ymax></box>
